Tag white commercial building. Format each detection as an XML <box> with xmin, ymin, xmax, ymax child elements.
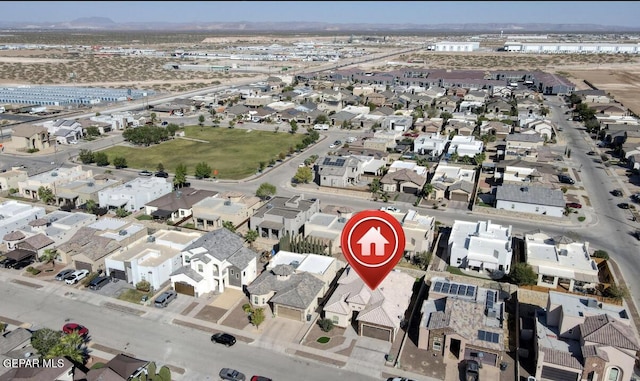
<box><xmin>434</xmin><ymin>41</ymin><xmax>480</xmax><ymax>52</ymax></box>
<box><xmin>504</xmin><ymin>42</ymin><xmax>640</xmax><ymax>54</ymax></box>
<box><xmin>448</xmin><ymin>220</ymin><xmax>513</xmax><ymax>275</ymax></box>
<box><xmin>98</xmin><ymin>177</ymin><xmax>173</xmax><ymax>212</ymax></box>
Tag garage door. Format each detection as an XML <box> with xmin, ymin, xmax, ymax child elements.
<box><xmin>174</xmin><ymin>282</ymin><xmax>195</xmax><ymax>296</ymax></box>
<box><xmin>402</xmin><ymin>186</ymin><xmax>418</xmax><ymax>194</ymax></box>
<box><xmin>276</xmin><ymin>305</ymin><xmax>302</xmax><ymax>321</ymax></box>
<box><xmin>360</xmin><ymin>323</ymin><xmax>392</xmax><ymax>342</ymax></box>
<box><xmin>450</xmin><ymin>192</ymin><xmax>469</xmax><ymax>202</ymax></box>
<box><xmin>75</xmin><ymin>261</ymin><xmax>92</xmax><ymax>272</ymax></box>
<box><xmin>109</xmin><ymin>268</ymin><xmax>126</xmax><ymax>281</ymax></box>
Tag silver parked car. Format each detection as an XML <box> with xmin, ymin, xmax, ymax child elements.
<box><xmin>154</xmin><ymin>290</ymin><xmax>177</xmax><ymax>308</ymax></box>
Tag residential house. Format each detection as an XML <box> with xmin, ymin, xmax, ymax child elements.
<box><xmin>304</xmin><ymin>212</ymin><xmax>350</xmax><ymax>255</ymax></box>
<box><xmin>495</xmin><ymin>183</ymin><xmax>565</xmax><ymax>218</ymax></box>
<box><xmin>382</xmin><ymin>209</ymin><xmax>435</xmax><ymax>258</ymax></box>
<box><xmin>42</xmin><ymin>119</ymin><xmax>84</xmax><ymax>144</ymax></box>
<box><xmin>105</xmin><ymin>229</ymin><xmax>202</xmax><ymax>290</ymax></box>
<box><xmin>225</xmin><ymin>104</ymin><xmax>250</xmax><ymax>120</ymax></box>
<box><xmin>388</xmin><ymin>161</ymin><xmax>428</xmax><ymax>176</ymax></box>
<box><xmin>98</xmin><ymin>177</ymin><xmax>173</xmax><ymax>212</ymax></box>
<box><xmin>487</xmin><ymin>99</ymin><xmax>513</xmax><ymax>115</ymax></box>
<box><xmin>78</xmin><ymin>117</ymin><xmax>112</xmax><ymax>135</ymax></box>
<box><xmin>85</xmin><ymin>353</ymin><xmax>149</xmax><ymax>381</ymax></box>
<box><xmin>380</xmin><ymin>168</ymin><xmax>427</xmax><ymax>195</ymax></box>
<box><xmin>534</xmin><ymin>291</ymin><xmax>639</xmax><ymax>381</ymax></box>
<box><xmin>323</xmin><ymin>267</ymin><xmax>414</xmax><ymax>342</ymax></box>
<box><xmin>382</xmin><ymin>115</ymin><xmax>413</xmax><ymax>132</ymax></box>
<box><xmin>414</xmin><ymin>133</ymin><xmax>449</xmax><ymax>157</ymax></box>
<box><xmin>170</xmin><ymin>228</ymin><xmax>259</xmax><ymax>296</ymax></box>
<box><xmin>448</xmin><ymin>220</ymin><xmax>513</xmax><ymax>274</ymax></box>
<box><xmin>505</xmin><ymin>133</ymin><xmax>545</xmax><ymax>159</ymax></box>
<box><xmin>591</xmin><ymin>103</ymin><xmax>629</xmax><ymax>118</ymax></box>
<box><xmin>418</xmin><ymin>277</ymin><xmax>506</xmax><ymax>367</ymax></box>
<box><xmin>430</xmin><ymin>163</ymin><xmax>477</xmax><ymax>202</ymax></box>
<box><xmin>54</xmin><ymin>173</ymin><xmax>121</xmax><ymax>208</ymax></box>
<box><xmin>144</xmin><ymin>187</ymin><xmax>217</xmax><ymax>223</ymax></box>
<box><xmin>0</xmin><ymin>168</ymin><xmax>28</xmax><ymax>194</ymax></box>
<box><xmin>479</xmin><ymin>121</ymin><xmax>511</xmax><ymax>140</ymax></box>
<box><xmin>364</xmin><ymin>137</ymin><xmax>395</xmax><ymax>152</ymax></box>
<box><xmin>434</xmin><ymin>96</ymin><xmax>458</xmax><ymax>113</ymax></box>
<box><xmin>349</xmin><ymin>154</ymin><xmax>387</xmax><ymax>176</ymax></box>
<box><xmin>18</xmin><ymin>165</ymin><xmax>93</xmax><ymax>203</ymax></box>
<box><xmin>9</xmin><ymin>210</ymin><xmax>96</xmax><ymax>248</ymax></box>
<box><xmin>91</xmin><ymin>111</ymin><xmax>142</xmax><ymax>130</ymax></box>
<box><xmin>447</xmin><ymin>135</ymin><xmax>484</xmax><ymax>158</ymax></box>
<box><xmin>526</xmin><ymin>120</ymin><xmax>556</xmax><ymax>140</ymax></box>
<box><xmin>495</xmin><ymin>160</ymin><xmax>557</xmax><ymax>185</ymax></box>
<box><xmin>249</xmin><ymin>195</ymin><xmax>320</xmax><ymax>240</ymax></box>
<box><xmin>525</xmin><ymin>230</ymin><xmax>598</xmax><ymax>292</ymax></box>
<box><xmin>6</xmin><ymin>124</ymin><xmax>51</xmax><ymax>152</ymax></box>
<box><xmin>56</xmin><ymin>218</ymin><xmax>147</xmax><ymax>272</ymax></box>
<box><xmin>464</xmin><ymin>90</ymin><xmax>488</xmax><ymax>103</ymax></box>
<box><xmin>574</xmin><ymin>89</ymin><xmax>610</xmax><ymax>104</ymax></box>
<box><xmin>445</xmin><ymin>119</ymin><xmax>475</xmax><ymax>136</ymax></box>
<box><xmin>417</xmin><ymin>118</ymin><xmax>444</xmax><ymax>134</ymax></box>
<box><xmin>192</xmin><ymin>192</ymin><xmax>263</xmax><ymax>231</ymax></box>
<box><xmin>247</xmin><ymin>251</ymin><xmax>339</xmax><ymax>321</ymax></box>
<box><xmin>0</xmin><ymin>201</ymin><xmax>45</xmax><ymax>244</ymax></box>
<box><xmin>363</xmin><ymin>92</ymin><xmax>387</xmax><ymax>107</ymax></box>
<box><xmin>316</xmin><ymin>156</ymin><xmax>363</xmax><ymax>188</ymax></box>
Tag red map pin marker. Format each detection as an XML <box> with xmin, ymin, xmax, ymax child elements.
<box><xmin>341</xmin><ymin>210</ymin><xmax>406</xmax><ymax>290</ymax></box>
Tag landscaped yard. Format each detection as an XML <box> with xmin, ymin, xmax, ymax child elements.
<box><xmin>117</xmin><ymin>288</ymin><xmax>153</xmax><ymax>304</ymax></box>
<box><xmin>100</xmin><ymin>127</ymin><xmax>306</xmax><ymax>179</ymax></box>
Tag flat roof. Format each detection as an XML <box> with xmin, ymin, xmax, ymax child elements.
<box><xmin>269</xmin><ymin>251</ymin><xmax>334</xmax><ymax>276</ymax></box>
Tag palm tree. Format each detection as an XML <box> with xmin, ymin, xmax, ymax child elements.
<box><xmin>422</xmin><ymin>183</ymin><xmax>434</xmax><ymax>199</ymax></box>
<box><xmin>40</xmin><ymin>248</ymin><xmax>57</xmax><ymax>269</ymax></box>
<box><xmin>46</xmin><ymin>332</ymin><xmax>85</xmax><ymax>364</ymax></box>
<box><xmin>244</xmin><ymin>230</ymin><xmax>258</xmax><ymax>248</ymax></box>
<box><xmin>85</xmin><ymin>199</ymin><xmax>97</xmax><ymax>214</ymax></box>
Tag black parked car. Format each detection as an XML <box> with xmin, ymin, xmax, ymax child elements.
<box><xmin>0</xmin><ymin>258</ymin><xmax>17</xmax><ymax>268</ymax></box>
<box><xmin>211</xmin><ymin>333</ymin><xmax>236</xmax><ymax>347</ymax></box>
<box><xmin>154</xmin><ymin>171</ymin><xmax>169</xmax><ymax>178</ymax></box>
<box><xmin>11</xmin><ymin>258</ymin><xmax>34</xmax><ymax>270</ymax></box>
<box><xmin>618</xmin><ymin>203</ymin><xmax>631</xmax><ymax>209</ymax></box>
<box><xmin>558</xmin><ymin>174</ymin><xmax>575</xmax><ymax>185</ymax></box>
<box><xmin>611</xmin><ymin>189</ymin><xmax>623</xmax><ymax>197</ymax></box>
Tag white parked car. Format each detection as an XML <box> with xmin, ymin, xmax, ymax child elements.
<box><xmin>380</xmin><ymin>206</ymin><xmax>401</xmax><ymax>213</ymax></box>
<box><xmin>65</xmin><ymin>269</ymin><xmax>89</xmax><ymax>285</ymax></box>
<box><xmin>329</xmin><ymin>144</ymin><xmax>337</xmax><ymax>149</ymax></box>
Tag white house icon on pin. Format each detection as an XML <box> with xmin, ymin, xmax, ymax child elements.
<box><xmin>357</xmin><ymin>226</ymin><xmax>389</xmax><ymax>256</ymax></box>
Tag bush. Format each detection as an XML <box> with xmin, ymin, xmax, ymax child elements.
<box><xmin>91</xmin><ymin>362</ymin><xmax>106</xmax><ymax>369</ymax></box>
<box><xmin>82</xmin><ymin>272</ymin><xmax>99</xmax><ymax>287</ymax></box>
<box><xmin>577</xmin><ymin>216</ymin><xmax>586</xmax><ymax>222</ymax></box>
<box><xmin>242</xmin><ymin>303</ymin><xmax>252</xmax><ymax>313</ymax></box>
<box><xmin>318</xmin><ymin>318</ymin><xmax>334</xmax><ymax>332</ymax></box>
<box><xmin>136</xmin><ymin>280</ymin><xmax>151</xmax><ymax>292</ymax></box>
<box><xmin>592</xmin><ymin>250</ymin><xmax>609</xmax><ymax>260</ymax></box>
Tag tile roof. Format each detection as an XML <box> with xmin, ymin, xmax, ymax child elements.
<box><xmin>581</xmin><ymin>345</ymin><xmax>609</xmax><ymax>361</ymax></box>
<box><xmin>496</xmin><ymin>183</ymin><xmax>565</xmax><ymax>207</ymax></box>
<box><xmin>18</xmin><ymin>234</ymin><xmax>54</xmax><ymax>251</ymax></box>
<box><xmin>380</xmin><ymin>168</ymin><xmax>427</xmax><ymax>187</ymax></box>
<box><xmin>170</xmin><ymin>266</ymin><xmax>203</xmax><ymax>282</ymax></box>
<box><xmin>541</xmin><ymin>347</ymin><xmax>583</xmax><ymax>370</ymax></box>
<box><xmin>145</xmin><ymin>187</ymin><xmax>218</xmax><ymax>211</ymax></box>
<box><xmin>247</xmin><ymin>268</ymin><xmax>325</xmax><ymax>309</ymax></box>
<box><xmin>183</xmin><ymin>228</ymin><xmax>258</xmax><ymax>270</ymax></box>
<box><xmin>579</xmin><ymin>314</ymin><xmax>640</xmax><ymax>351</ymax></box>
<box><xmin>0</xmin><ymin>328</ymin><xmax>32</xmax><ymax>354</ymax></box>
<box><xmin>57</xmin><ymin>227</ymin><xmax>122</xmax><ymax>261</ymax></box>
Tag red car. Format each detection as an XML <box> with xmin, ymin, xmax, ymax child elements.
<box><xmin>62</xmin><ymin>323</ymin><xmax>89</xmax><ymax>337</ymax></box>
<box><xmin>251</xmin><ymin>377</ymin><xmax>272</xmax><ymax>381</ymax></box>
<box><xmin>566</xmin><ymin>202</ymin><xmax>582</xmax><ymax>209</ymax></box>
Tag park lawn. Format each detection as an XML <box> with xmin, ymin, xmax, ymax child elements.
<box><xmin>101</xmin><ymin>127</ymin><xmax>305</xmax><ymax>179</ymax></box>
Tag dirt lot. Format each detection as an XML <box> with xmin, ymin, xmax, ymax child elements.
<box><xmin>564</xmin><ymin>67</ymin><xmax>640</xmax><ymax>116</ymax></box>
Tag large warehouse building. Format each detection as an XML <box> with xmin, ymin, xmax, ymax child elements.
<box><xmin>504</xmin><ymin>42</ymin><xmax>640</xmax><ymax>54</ymax></box>
<box><xmin>0</xmin><ymin>86</ymin><xmax>154</xmax><ymax>106</ymax></box>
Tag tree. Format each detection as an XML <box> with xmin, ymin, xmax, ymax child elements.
<box><xmin>289</xmin><ymin>120</ymin><xmax>298</xmax><ymax>134</ymax></box>
<box><xmin>293</xmin><ymin>166</ymin><xmax>313</xmax><ymax>184</ymax></box>
<box><xmin>604</xmin><ymin>284</ymin><xmax>628</xmax><ymax>301</ymax></box>
<box><xmin>449</xmin><ymin>151</ymin><xmax>459</xmax><ymax>163</ymax></box>
<box><xmin>244</xmin><ymin>230</ymin><xmax>258</xmax><ymax>248</ymax></box>
<box><xmin>37</xmin><ymin>186</ymin><xmax>55</xmax><ymax>204</ymax></box>
<box><xmin>415</xmin><ymin>251</ymin><xmax>433</xmax><ymax>270</ymax></box>
<box><xmin>31</xmin><ymin>328</ymin><xmax>63</xmax><ymax>357</ymax></box>
<box><xmin>93</xmin><ymin>152</ymin><xmax>109</xmax><ymax>167</ymax></box>
<box><xmin>198</xmin><ymin>114</ymin><xmax>205</xmax><ymax>127</ymax></box>
<box><xmin>157</xmin><ymin>163</ymin><xmax>165</xmax><ymax>172</ymax></box>
<box><xmin>85</xmin><ymin>126</ymin><xmax>100</xmax><ymax>137</ymax></box>
<box><xmin>78</xmin><ymin>149</ymin><xmax>95</xmax><ymax>164</ymax></box>
<box><xmin>440</xmin><ymin>111</ymin><xmax>453</xmax><ymax>125</ymax></box>
<box><xmin>166</xmin><ymin>123</ymin><xmax>179</xmax><ymax>136</ymax></box>
<box><xmin>421</xmin><ymin>183</ymin><xmax>434</xmax><ymax>199</ymax></box>
<box><xmin>318</xmin><ymin>318</ymin><xmax>335</xmax><ymax>332</ymax></box>
<box><xmin>256</xmin><ymin>182</ymin><xmax>276</xmax><ymax>200</ymax></box>
<box><xmin>222</xmin><ymin>221</ymin><xmax>236</xmax><ymax>233</ymax></box>
<box><xmin>113</xmin><ymin>156</ymin><xmax>127</xmax><ymax>169</ymax></box>
<box><xmin>369</xmin><ymin>178</ymin><xmax>381</xmax><ymax>195</ymax></box>
<box><xmin>136</xmin><ymin>280</ymin><xmax>151</xmax><ymax>292</ymax></box>
<box><xmin>313</xmin><ymin>114</ymin><xmax>329</xmax><ymax>125</ymax></box>
<box><xmin>473</xmin><ymin>152</ymin><xmax>486</xmax><ymax>166</ymax></box>
<box><xmin>194</xmin><ymin>162</ymin><xmax>212</xmax><ymax>179</ymax></box>
<box><xmin>46</xmin><ymin>331</ymin><xmax>85</xmax><ymax>364</ymax></box>
<box><xmin>85</xmin><ymin>199</ymin><xmax>97</xmax><ymax>214</ymax></box>
<box><xmin>278</xmin><ymin>151</ymin><xmax>286</xmax><ymax>161</ymax></box>
<box><xmin>149</xmin><ymin>113</ymin><xmax>157</xmax><ymax>125</ymax></box>
<box><xmin>115</xmin><ymin>207</ymin><xmax>130</xmax><ymax>218</ymax></box>
<box><xmin>510</xmin><ymin>263</ymin><xmax>537</xmax><ymax>286</ymax></box>
<box><xmin>367</xmin><ymin>102</ymin><xmax>377</xmax><ymax>112</ymax></box>
<box><xmin>228</xmin><ymin>120</ymin><xmax>235</xmax><ymax>128</ymax></box>
<box><xmin>40</xmin><ymin>248</ymin><xmax>57</xmax><ymax>269</ymax></box>
<box><xmin>249</xmin><ymin>307</ymin><xmax>265</xmax><ymax>329</ymax></box>
<box><xmin>209</xmin><ymin>108</ymin><xmax>217</xmax><ymax>117</ymax></box>
<box><xmin>174</xmin><ymin>163</ymin><xmax>188</xmax><ymax>188</ymax></box>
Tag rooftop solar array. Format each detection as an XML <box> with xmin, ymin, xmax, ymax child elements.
<box><xmin>322</xmin><ymin>157</ymin><xmax>346</xmax><ymax>167</ymax></box>
<box><xmin>478</xmin><ymin>330</ymin><xmax>500</xmax><ymax>343</ymax></box>
<box><xmin>431</xmin><ymin>280</ymin><xmax>476</xmax><ymax>299</ymax></box>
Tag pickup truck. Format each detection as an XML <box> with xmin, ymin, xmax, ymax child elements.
<box><xmin>466</xmin><ymin>360</ymin><xmax>480</xmax><ymax>381</ymax></box>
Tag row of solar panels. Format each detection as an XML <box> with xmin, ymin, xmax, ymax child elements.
<box><xmin>431</xmin><ymin>281</ymin><xmax>476</xmax><ymax>298</ymax></box>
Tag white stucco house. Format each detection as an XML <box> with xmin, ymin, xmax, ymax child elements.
<box><xmin>448</xmin><ymin>220</ymin><xmax>513</xmax><ymax>275</ymax></box>
<box><xmin>495</xmin><ymin>183</ymin><xmax>565</xmax><ymax>218</ymax></box>
<box><xmin>414</xmin><ymin>133</ymin><xmax>449</xmax><ymax>157</ymax></box>
<box><xmin>98</xmin><ymin>177</ymin><xmax>173</xmax><ymax>212</ymax></box>
<box><xmin>447</xmin><ymin>135</ymin><xmax>484</xmax><ymax>158</ymax></box>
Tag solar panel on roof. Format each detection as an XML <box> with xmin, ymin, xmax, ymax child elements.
<box><xmin>432</xmin><ymin>281</ymin><xmax>443</xmax><ymax>293</ymax></box>
<box><xmin>441</xmin><ymin>283</ymin><xmax>451</xmax><ymax>294</ymax></box>
<box><xmin>466</xmin><ymin>286</ymin><xmax>476</xmax><ymax>296</ymax></box>
<box><xmin>458</xmin><ymin>285</ymin><xmax>467</xmax><ymax>296</ymax></box>
<box><xmin>449</xmin><ymin>284</ymin><xmax>459</xmax><ymax>295</ymax></box>
<box><xmin>323</xmin><ymin>157</ymin><xmax>331</xmax><ymax>165</ymax></box>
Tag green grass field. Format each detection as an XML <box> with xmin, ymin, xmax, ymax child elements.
<box><xmin>101</xmin><ymin>127</ymin><xmax>305</xmax><ymax>179</ymax></box>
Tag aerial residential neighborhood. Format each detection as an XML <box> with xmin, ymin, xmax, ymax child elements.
<box><xmin>1</xmin><ymin>2</ymin><xmax>640</xmax><ymax>381</ymax></box>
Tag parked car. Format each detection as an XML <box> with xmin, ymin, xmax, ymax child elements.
<box><xmin>11</xmin><ymin>257</ymin><xmax>34</xmax><ymax>270</ymax></box>
<box><xmin>55</xmin><ymin>269</ymin><xmax>75</xmax><ymax>281</ymax></box>
<box><xmin>618</xmin><ymin>203</ymin><xmax>631</xmax><ymax>209</ymax></box>
<box><xmin>558</xmin><ymin>174</ymin><xmax>575</xmax><ymax>184</ymax></box>
<box><xmin>632</xmin><ymin>193</ymin><xmax>640</xmax><ymax>202</ymax></box>
<box><xmin>465</xmin><ymin>359</ymin><xmax>480</xmax><ymax>381</ymax></box>
<box><xmin>634</xmin><ymin>230</ymin><xmax>640</xmax><ymax>241</ymax></box>
<box><xmin>566</xmin><ymin>202</ymin><xmax>582</xmax><ymax>209</ymax></box>
<box><xmin>0</xmin><ymin>258</ymin><xmax>17</xmax><ymax>269</ymax></box>
<box><xmin>62</xmin><ymin>323</ymin><xmax>89</xmax><ymax>337</ymax></box>
<box><xmin>65</xmin><ymin>269</ymin><xmax>89</xmax><ymax>285</ymax></box>
<box><xmin>329</xmin><ymin>143</ymin><xmax>337</xmax><ymax>149</ymax></box>
<box><xmin>219</xmin><ymin>368</ymin><xmax>246</xmax><ymax>381</ymax></box>
<box><xmin>154</xmin><ymin>171</ymin><xmax>169</xmax><ymax>178</ymax></box>
<box><xmin>88</xmin><ymin>276</ymin><xmax>111</xmax><ymax>290</ymax></box>
<box><xmin>138</xmin><ymin>170</ymin><xmax>153</xmax><ymax>177</ymax></box>
<box><xmin>250</xmin><ymin>376</ymin><xmax>272</xmax><ymax>381</ymax></box>
<box><xmin>380</xmin><ymin>206</ymin><xmax>401</xmax><ymax>213</ymax></box>
<box><xmin>386</xmin><ymin>378</ymin><xmax>417</xmax><ymax>381</ymax></box>
<box><xmin>211</xmin><ymin>333</ymin><xmax>236</xmax><ymax>347</ymax></box>
<box><xmin>586</xmin><ymin>151</ymin><xmax>596</xmax><ymax>156</ymax></box>
<box><xmin>611</xmin><ymin>189</ymin><xmax>623</xmax><ymax>197</ymax></box>
<box><xmin>154</xmin><ymin>290</ymin><xmax>177</xmax><ymax>308</ymax></box>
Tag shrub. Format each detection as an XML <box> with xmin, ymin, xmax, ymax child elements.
<box><xmin>82</xmin><ymin>272</ymin><xmax>99</xmax><ymax>287</ymax></box>
<box><xmin>318</xmin><ymin>318</ymin><xmax>334</xmax><ymax>332</ymax></box>
<box><xmin>592</xmin><ymin>250</ymin><xmax>609</xmax><ymax>260</ymax></box>
<box><xmin>91</xmin><ymin>362</ymin><xmax>105</xmax><ymax>369</ymax></box>
<box><xmin>242</xmin><ymin>303</ymin><xmax>252</xmax><ymax>313</ymax></box>
<box><xmin>136</xmin><ymin>280</ymin><xmax>151</xmax><ymax>292</ymax></box>
<box><xmin>577</xmin><ymin>216</ymin><xmax>586</xmax><ymax>222</ymax></box>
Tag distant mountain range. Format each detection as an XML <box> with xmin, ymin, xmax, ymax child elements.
<box><xmin>0</xmin><ymin>17</ymin><xmax>639</xmax><ymax>33</ymax></box>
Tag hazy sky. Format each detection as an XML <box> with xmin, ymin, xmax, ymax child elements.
<box><xmin>2</xmin><ymin>1</ymin><xmax>639</xmax><ymax>27</ymax></box>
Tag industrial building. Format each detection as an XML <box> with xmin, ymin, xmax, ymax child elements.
<box><xmin>0</xmin><ymin>86</ymin><xmax>154</xmax><ymax>106</ymax></box>
<box><xmin>504</xmin><ymin>42</ymin><xmax>640</xmax><ymax>54</ymax></box>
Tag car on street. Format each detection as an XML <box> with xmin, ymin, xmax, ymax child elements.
<box><xmin>632</xmin><ymin>193</ymin><xmax>640</xmax><ymax>202</ymax></box>
<box><xmin>558</xmin><ymin>174</ymin><xmax>575</xmax><ymax>184</ymax></box>
<box><xmin>250</xmin><ymin>376</ymin><xmax>272</xmax><ymax>381</ymax></box>
<box><xmin>65</xmin><ymin>269</ymin><xmax>89</xmax><ymax>285</ymax></box>
<box><xmin>55</xmin><ymin>269</ymin><xmax>75</xmax><ymax>281</ymax></box>
<box><xmin>154</xmin><ymin>290</ymin><xmax>177</xmax><ymax>308</ymax></box>
<box><xmin>611</xmin><ymin>189</ymin><xmax>623</xmax><ymax>197</ymax></box>
<box><xmin>154</xmin><ymin>171</ymin><xmax>169</xmax><ymax>178</ymax></box>
<box><xmin>211</xmin><ymin>333</ymin><xmax>236</xmax><ymax>346</ymax></box>
<box><xmin>586</xmin><ymin>151</ymin><xmax>596</xmax><ymax>156</ymax></box>
<box><xmin>138</xmin><ymin>170</ymin><xmax>153</xmax><ymax>176</ymax></box>
<box><xmin>62</xmin><ymin>323</ymin><xmax>89</xmax><ymax>337</ymax></box>
<box><xmin>219</xmin><ymin>368</ymin><xmax>246</xmax><ymax>381</ymax></box>
<box><xmin>618</xmin><ymin>203</ymin><xmax>631</xmax><ymax>209</ymax></box>
<box><xmin>386</xmin><ymin>378</ymin><xmax>417</xmax><ymax>381</ymax></box>
<box><xmin>634</xmin><ymin>230</ymin><xmax>640</xmax><ymax>241</ymax></box>
<box><xmin>380</xmin><ymin>206</ymin><xmax>401</xmax><ymax>213</ymax></box>
<box><xmin>566</xmin><ymin>202</ymin><xmax>582</xmax><ymax>209</ymax></box>
<box><xmin>0</xmin><ymin>258</ymin><xmax>17</xmax><ymax>269</ymax></box>
<box><xmin>11</xmin><ymin>258</ymin><xmax>34</xmax><ymax>270</ymax></box>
